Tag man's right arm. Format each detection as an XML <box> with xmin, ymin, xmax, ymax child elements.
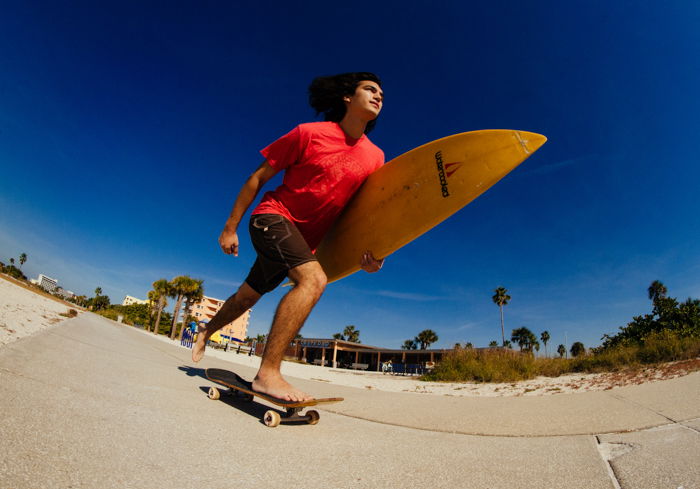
<box><xmin>219</xmin><ymin>160</ymin><xmax>279</xmax><ymax>256</ymax></box>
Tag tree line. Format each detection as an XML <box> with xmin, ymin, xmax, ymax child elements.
<box><xmin>146</xmin><ymin>276</ymin><xmax>204</xmax><ymax>340</ymax></box>
<box><xmin>71</xmin><ymin>276</ymin><xmax>205</xmax><ymax>342</ymax></box>
<box><xmin>1</xmin><ymin>253</ymin><xmax>29</xmax><ymax>280</ymax></box>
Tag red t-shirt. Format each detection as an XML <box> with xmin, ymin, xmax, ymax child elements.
<box><xmin>253</xmin><ymin>122</ymin><xmax>384</xmax><ymax>251</ymax></box>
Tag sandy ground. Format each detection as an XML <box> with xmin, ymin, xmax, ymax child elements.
<box><xmin>2</xmin><ymin>273</ymin><xmax>697</xmax><ymax>397</ymax></box>
<box><xmin>0</xmin><ymin>276</ymin><xmax>79</xmax><ymax>346</ymax></box>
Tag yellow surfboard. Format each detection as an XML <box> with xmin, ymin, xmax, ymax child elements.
<box><xmin>315</xmin><ymin>130</ymin><xmax>547</xmax><ymax>283</ymax></box>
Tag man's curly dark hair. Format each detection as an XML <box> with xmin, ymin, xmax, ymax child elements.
<box><xmin>308</xmin><ymin>72</ymin><xmax>382</xmax><ymax>134</ymax></box>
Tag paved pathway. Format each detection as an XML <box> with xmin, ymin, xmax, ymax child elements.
<box><xmin>1</xmin><ymin>314</ymin><xmax>698</xmax><ymax>488</ymax></box>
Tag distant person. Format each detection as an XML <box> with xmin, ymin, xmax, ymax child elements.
<box><xmin>192</xmin><ymin>72</ymin><xmax>385</xmax><ymax>402</ymax></box>
<box><xmin>382</xmin><ymin>359</ymin><xmax>393</xmax><ymax>374</ymax></box>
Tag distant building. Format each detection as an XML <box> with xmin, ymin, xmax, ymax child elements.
<box><xmin>192</xmin><ymin>296</ymin><xmax>249</xmax><ymax>342</ymax></box>
<box><xmin>122</xmin><ymin>295</ymin><xmax>148</xmax><ymax>306</ymax></box>
<box><xmin>36</xmin><ymin>274</ymin><xmax>58</xmax><ymax>293</ymax></box>
<box><xmin>55</xmin><ymin>287</ymin><xmax>75</xmax><ymax>300</ymax></box>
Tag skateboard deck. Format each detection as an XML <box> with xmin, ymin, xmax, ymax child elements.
<box><xmin>205</xmin><ymin>368</ymin><xmax>343</xmax><ymax>427</ymax></box>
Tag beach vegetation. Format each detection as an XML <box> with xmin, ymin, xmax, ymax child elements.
<box><xmin>168</xmin><ymin>276</ymin><xmax>204</xmax><ymax>340</ymax></box>
<box><xmin>570</xmin><ymin>342</ymin><xmax>586</xmax><ymax>357</ymax></box>
<box><xmin>179</xmin><ymin>280</ymin><xmax>204</xmax><ymax>340</ymax></box>
<box><xmin>342</xmin><ymin>325</ymin><xmax>361</xmax><ymax>343</ymax></box>
<box><xmin>540</xmin><ymin>330</ymin><xmax>550</xmax><ymax>356</ymax></box>
<box><xmin>511</xmin><ymin>327</ymin><xmax>539</xmax><ymax>353</ymax></box>
<box><xmin>89</xmin><ymin>294</ymin><xmax>111</xmax><ymax>311</ymax></box>
<box><xmin>415</xmin><ymin>329</ymin><xmax>438</xmax><ymax>349</ymax></box>
<box><xmin>598</xmin><ymin>281</ymin><xmax>700</xmax><ymax>350</ymax></box>
<box><xmin>1</xmin><ymin>264</ymin><xmax>27</xmax><ymax>281</ymax></box>
<box><xmin>97</xmin><ymin>303</ymin><xmax>153</xmax><ymax>329</ymax></box>
<box><xmin>424</xmin><ymin>281</ymin><xmax>700</xmax><ymax>383</ymax></box>
<box><xmin>59</xmin><ymin>308</ymin><xmax>79</xmax><ymax>318</ymax></box>
<box><xmin>149</xmin><ymin>279</ymin><xmax>171</xmax><ymax>334</ymax></box>
<box><xmin>492</xmin><ymin>286</ymin><xmax>511</xmax><ymax>345</ymax></box>
<box><xmin>424</xmin><ymin>332</ymin><xmax>700</xmax><ymax>383</ymax></box>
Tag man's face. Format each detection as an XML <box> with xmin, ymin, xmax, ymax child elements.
<box><xmin>346</xmin><ymin>80</ymin><xmax>384</xmax><ymax>120</ymax></box>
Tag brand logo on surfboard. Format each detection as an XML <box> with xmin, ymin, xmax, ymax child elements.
<box><xmin>435</xmin><ymin>151</ymin><xmax>462</xmax><ymax>198</ymax></box>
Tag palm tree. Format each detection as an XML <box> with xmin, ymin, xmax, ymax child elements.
<box><xmin>647</xmin><ymin>280</ymin><xmax>668</xmax><ymax>307</ymax></box>
<box><xmin>511</xmin><ymin>327</ymin><xmax>537</xmax><ymax>352</ymax></box>
<box><xmin>557</xmin><ymin>344</ymin><xmax>566</xmax><ymax>358</ymax></box>
<box><xmin>150</xmin><ymin>279</ymin><xmax>171</xmax><ymax>334</ymax></box>
<box><xmin>415</xmin><ymin>329</ymin><xmax>438</xmax><ymax>349</ymax></box>
<box><xmin>343</xmin><ymin>325</ymin><xmax>361</xmax><ymax>343</ymax></box>
<box><xmin>492</xmin><ymin>287</ymin><xmax>511</xmax><ymax>345</ymax></box>
<box><xmin>402</xmin><ymin>339</ymin><xmax>417</xmax><ymax>350</ymax></box>
<box><xmin>489</xmin><ymin>340</ymin><xmax>499</xmax><ymax>347</ymax></box>
<box><xmin>178</xmin><ymin>279</ymin><xmax>204</xmax><ymax>340</ymax></box>
<box><xmin>9</xmin><ymin>258</ymin><xmax>15</xmax><ymax>267</ymax></box>
<box><xmin>147</xmin><ymin>290</ymin><xmax>159</xmax><ymax>331</ymax></box>
<box><xmin>540</xmin><ymin>330</ymin><xmax>550</xmax><ymax>357</ymax></box>
<box><xmin>94</xmin><ymin>287</ymin><xmax>102</xmax><ymax>297</ymax></box>
<box><xmin>19</xmin><ymin>253</ymin><xmax>27</xmax><ymax>269</ymax></box>
<box><xmin>169</xmin><ymin>276</ymin><xmax>194</xmax><ymax>339</ymax></box>
<box><xmin>332</xmin><ymin>333</ymin><xmax>344</xmax><ymax>340</ymax></box>
<box><xmin>570</xmin><ymin>342</ymin><xmax>586</xmax><ymax>357</ymax></box>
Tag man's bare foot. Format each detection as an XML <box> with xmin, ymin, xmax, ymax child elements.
<box><xmin>191</xmin><ymin>328</ymin><xmax>209</xmax><ymax>363</ymax></box>
<box><xmin>252</xmin><ymin>373</ymin><xmax>313</xmax><ymax>403</ymax></box>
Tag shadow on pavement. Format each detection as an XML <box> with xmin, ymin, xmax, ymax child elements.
<box><xmin>181</xmin><ymin>365</ymin><xmax>307</xmax><ymax>426</ymax></box>
<box><xmin>178</xmin><ymin>365</ymin><xmax>207</xmax><ymax>379</ymax></box>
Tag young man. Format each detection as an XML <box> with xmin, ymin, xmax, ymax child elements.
<box><xmin>192</xmin><ymin>73</ymin><xmax>385</xmax><ymax>402</ymax></box>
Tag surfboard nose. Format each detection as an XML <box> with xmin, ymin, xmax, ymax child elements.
<box><xmin>515</xmin><ymin>131</ymin><xmax>547</xmax><ymax>155</ymax></box>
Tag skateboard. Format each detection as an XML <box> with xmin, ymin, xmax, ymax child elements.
<box><xmin>205</xmin><ymin>368</ymin><xmax>343</xmax><ymax>427</ymax></box>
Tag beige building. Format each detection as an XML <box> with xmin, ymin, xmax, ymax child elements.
<box><xmin>122</xmin><ymin>295</ymin><xmax>148</xmax><ymax>306</ymax></box>
<box><xmin>192</xmin><ymin>295</ymin><xmax>249</xmax><ymax>342</ymax></box>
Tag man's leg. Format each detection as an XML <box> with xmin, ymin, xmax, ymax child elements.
<box><xmin>252</xmin><ymin>260</ymin><xmax>326</xmax><ymax>402</ymax></box>
<box><xmin>192</xmin><ymin>282</ymin><xmax>261</xmax><ymax>363</ymax></box>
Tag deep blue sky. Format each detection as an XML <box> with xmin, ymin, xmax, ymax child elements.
<box><xmin>2</xmin><ymin>1</ymin><xmax>699</xmax><ymax>351</ymax></box>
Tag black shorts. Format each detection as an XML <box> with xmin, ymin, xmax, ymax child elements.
<box><xmin>244</xmin><ymin>214</ymin><xmax>317</xmax><ymax>295</ymax></box>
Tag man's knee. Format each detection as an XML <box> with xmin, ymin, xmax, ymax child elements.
<box><xmin>292</xmin><ymin>262</ymin><xmax>327</xmax><ymax>298</ymax></box>
<box><xmin>308</xmin><ymin>270</ymin><xmax>327</xmax><ymax>297</ymax></box>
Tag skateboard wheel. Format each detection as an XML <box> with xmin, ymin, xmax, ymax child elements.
<box><xmin>307</xmin><ymin>410</ymin><xmax>320</xmax><ymax>425</ymax></box>
<box><xmin>263</xmin><ymin>410</ymin><xmax>281</xmax><ymax>427</ymax></box>
<box><xmin>208</xmin><ymin>387</ymin><xmax>220</xmax><ymax>400</ymax></box>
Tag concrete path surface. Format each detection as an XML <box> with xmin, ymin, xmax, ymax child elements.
<box><xmin>1</xmin><ymin>314</ymin><xmax>698</xmax><ymax>489</ymax></box>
